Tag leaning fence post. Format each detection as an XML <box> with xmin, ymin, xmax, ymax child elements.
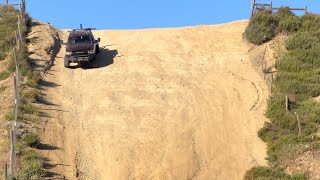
<box><xmin>295</xmin><ymin>112</ymin><xmax>302</xmax><ymax>136</ymax></box>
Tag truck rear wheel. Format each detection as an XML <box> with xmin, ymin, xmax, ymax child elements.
<box><xmin>64</xmin><ymin>56</ymin><xmax>70</xmax><ymax>68</ymax></box>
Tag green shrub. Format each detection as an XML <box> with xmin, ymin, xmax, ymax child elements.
<box><xmin>275</xmin><ymin>72</ymin><xmax>320</xmax><ymax>97</ymax></box>
<box><xmin>0</xmin><ymin>85</ymin><xmax>6</xmax><ymax>92</ymax></box>
<box><xmin>246</xmin><ymin>7</ymin><xmax>320</xmax><ymax>178</ymax></box>
<box><xmin>17</xmin><ymin>43</ymin><xmax>29</xmax><ymax>60</ymax></box>
<box><xmin>22</xmin><ymin>88</ymin><xmax>40</xmax><ymax>103</ymax></box>
<box><xmin>26</xmin><ymin>79</ymin><xmax>37</xmax><ymax>88</ymax></box>
<box><xmin>26</xmin><ymin>71</ymin><xmax>41</xmax><ymax>88</ymax></box>
<box><xmin>19</xmin><ymin>59</ymin><xmax>30</xmax><ymax>76</ymax></box>
<box><xmin>285</xmin><ymin>31</ymin><xmax>320</xmax><ymax>50</ymax></box>
<box><xmin>274</xmin><ymin>7</ymin><xmax>301</xmax><ymax>33</ymax></box>
<box><xmin>258</xmin><ymin>122</ymin><xmax>280</xmax><ymax>142</ymax></box>
<box><xmin>245</xmin><ymin>10</ymin><xmax>277</xmax><ymax>44</ymax></box>
<box><xmin>7</xmin><ymin>54</ymin><xmax>16</xmax><ymax>73</ymax></box>
<box><xmin>4</xmin><ymin>111</ymin><xmax>14</xmax><ymax>121</ymax></box>
<box><xmin>277</xmin><ymin>16</ymin><xmax>301</xmax><ymax>33</ymax></box>
<box><xmin>275</xmin><ymin>47</ymin><xmax>320</xmax><ymax>97</ymax></box>
<box><xmin>21</xmin><ymin>132</ymin><xmax>41</xmax><ymax>148</ymax></box>
<box><xmin>0</xmin><ymin>50</ymin><xmax>5</xmax><ymax>60</ymax></box>
<box><xmin>299</xmin><ymin>13</ymin><xmax>320</xmax><ymax>32</ymax></box>
<box><xmin>298</xmin><ymin>100</ymin><xmax>320</xmax><ymax>124</ymax></box>
<box><xmin>246</xmin><ymin>9</ymin><xmax>320</xmax><ymax>45</ymax></box>
<box><xmin>0</xmin><ymin>70</ymin><xmax>10</xmax><ymax>80</ymax></box>
<box><xmin>20</xmin><ymin>103</ymin><xmax>39</xmax><ymax>115</ymax></box>
<box><xmin>17</xmin><ymin>148</ymin><xmax>45</xmax><ymax>180</ymax></box>
<box><xmin>1</xmin><ymin>6</ymin><xmax>45</xmax><ymax>179</ymax></box>
<box><xmin>21</xmin><ymin>148</ymin><xmax>39</xmax><ymax>161</ymax></box>
<box><xmin>244</xmin><ymin>166</ymin><xmax>305</xmax><ymax>180</ymax></box>
<box><xmin>244</xmin><ymin>166</ymin><xmax>292</xmax><ymax>180</ymax></box>
<box><xmin>274</xmin><ymin>7</ymin><xmax>296</xmax><ymax>19</ymax></box>
<box><xmin>0</xmin><ymin>6</ymin><xmax>18</xmax><ymax>53</ymax></box>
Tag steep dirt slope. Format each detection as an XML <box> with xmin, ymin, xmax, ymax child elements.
<box><xmin>39</xmin><ymin>20</ymin><xmax>268</xmax><ymax>179</ymax></box>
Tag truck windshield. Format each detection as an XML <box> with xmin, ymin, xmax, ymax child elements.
<box><xmin>68</xmin><ymin>35</ymin><xmax>91</xmax><ymax>44</ymax></box>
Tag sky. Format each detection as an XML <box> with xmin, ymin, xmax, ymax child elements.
<box><xmin>2</xmin><ymin>0</ymin><xmax>320</xmax><ymax>30</ymax></box>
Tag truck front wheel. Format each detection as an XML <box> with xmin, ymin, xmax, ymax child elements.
<box><xmin>96</xmin><ymin>44</ymin><xmax>100</xmax><ymax>53</ymax></box>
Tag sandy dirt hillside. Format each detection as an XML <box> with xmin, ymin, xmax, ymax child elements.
<box><xmin>37</xmin><ymin>20</ymin><xmax>269</xmax><ymax>179</ymax></box>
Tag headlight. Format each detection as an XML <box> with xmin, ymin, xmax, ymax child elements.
<box><xmin>65</xmin><ymin>51</ymin><xmax>72</xmax><ymax>55</ymax></box>
<box><xmin>88</xmin><ymin>49</ymin><xmax>95</xmax><ymax>54</ymax></box>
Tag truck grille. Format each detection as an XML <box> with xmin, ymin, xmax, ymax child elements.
<box><xmin>72</xmin><ymin>51</ymin><xmax>88</xmax><ymax>56</ymax></box>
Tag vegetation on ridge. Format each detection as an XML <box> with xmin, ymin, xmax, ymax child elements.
<box><xmin>245</xmin><ymin>7</ymin><xmax>320</xmax><ymax>180</ymax></box>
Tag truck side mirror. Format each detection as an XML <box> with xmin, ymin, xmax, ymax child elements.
<box><xmin>96</xmin><ymin>38</ymin><xmax>100</xmax><ymax>42</ymax></box>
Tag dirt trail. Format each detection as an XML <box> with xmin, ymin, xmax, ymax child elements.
<box><xmin>39</xmin><ymin>20</ymin><xmax>268</xmax><ymax>179</ymax></box>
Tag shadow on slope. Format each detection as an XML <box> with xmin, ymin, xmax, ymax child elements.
<box><xmin>69</xmin><ymin>48</ymin><xmax>118</xmax><ymax>69</ymax></box>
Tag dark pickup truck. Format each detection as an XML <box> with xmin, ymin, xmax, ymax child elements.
<box><xmin>64</xmin><ymin>28</ymin><xmax>100</xmax><ymax>68</ymax></box>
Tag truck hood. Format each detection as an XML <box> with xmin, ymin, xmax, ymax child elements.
<box><xmin>66</xmin><ymin>43</ymin><xmax>94</xmax><ymax>52</ymax></box>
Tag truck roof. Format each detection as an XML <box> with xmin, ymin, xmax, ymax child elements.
<box><xmin>69</xmin><ymin>30</ymin><xmax>91</xmax><ymax>37</ymax></box>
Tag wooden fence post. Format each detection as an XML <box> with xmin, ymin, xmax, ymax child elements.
<box><xmin>10</xmin><ymin>130</ymin><xmax>15</xmax><ymax>177</ymax></box>
<box><xmin>269</xmin><ymin>73</ymin><xmax>273</xmax><ymax>92</ymax></box>
<box><xmin>15</xmin><ymin>31</ymin><xmax>20</xmax><ymax>48</ymax></box>
<box><xmin>13</xmin><ymin>75</ymin><xmax>19</xmax><ymax>140</ymax></box>
<box><xmin>6</xmin><ymin>0</ymin><xmax>8</xmax><ymax>4</ymax></box>
<box><xmin>13</xmin><ymin>48</ymin><xmax>20</xmax><ymax>83</ymax></box>
<box><xmin>262</xmin><ymin>45</ymin><xmax>267</xmax><ymax>80</ymax></box>
<box><xmin>251</xmin><ymin>0</ymin><xmax>256</xmax><ymax>16</ymax></box>
<box><xmin>305</xmin><ymin>6</ymin><xmax>308</xmax><ymax>14</ymax></box>
<box><xmin>17</xmin><ymin>17</ymin><xmax>22</xmax><ymax>43</ymax></box>
<box><xmin>271</xmin><ymin>73</ymin><xmax>273</xmax><ymax>92</ymax></box>
<box><xmin>285</xmin><ymin>95</ymin><xmax>288</xmax><ymax>112</ymax></box>
<box><xmin>4</xmin><ymin>163</ymin><xmax>8</xmax><ymax>180</ymax></box>
<box><xmin>264</xmin><ymin>54</ymin><xmax>267</xmax><ymax>73</ymax></box>
<box><xmin>295</xmin><ymin>112</ymin><xmax>302</xmax><ymax>136</ymax></box>
<box><xmin>261</xmin><ymin>58</ymin><xmax>264</xmax><ymax>73</ymax></box>
<box><xmin>22</xmin><ymin>0</ymin><xmax>26</xmax><ymax>13</ymax></box>
<box><xmin>19</xmin><ymin>3</ymin><xmax>23</xmax><ymax>21</ymax></box>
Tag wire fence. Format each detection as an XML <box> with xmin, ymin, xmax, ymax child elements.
<box><xmin>248</xmin><ymin>36</ymin><xmax>304</xmax><ymax>136</ymax></box>
<box><xmin>248</xmin><ymin>41</ymin><xmax>274</xmax><ymax>93</ymax></box>
<box><xmin>2</xmin><ymin>0</ymin><xmax>26</xmax><ymax>179</ymax></box>
<box><xmin>251</xmin><ymin>0</ymin><xmax>308</xmax><ymax>17</ymax></box>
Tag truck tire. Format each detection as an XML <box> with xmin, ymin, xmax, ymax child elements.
<box><xmin>64</xmin><ymin>56</ymin><xmax>70</xmax><ymax>68</ymax></box>
<box><xmin>96</xmin><ymin>44</ymin><xmax>100</xmax><ymax>53</ymax></box>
